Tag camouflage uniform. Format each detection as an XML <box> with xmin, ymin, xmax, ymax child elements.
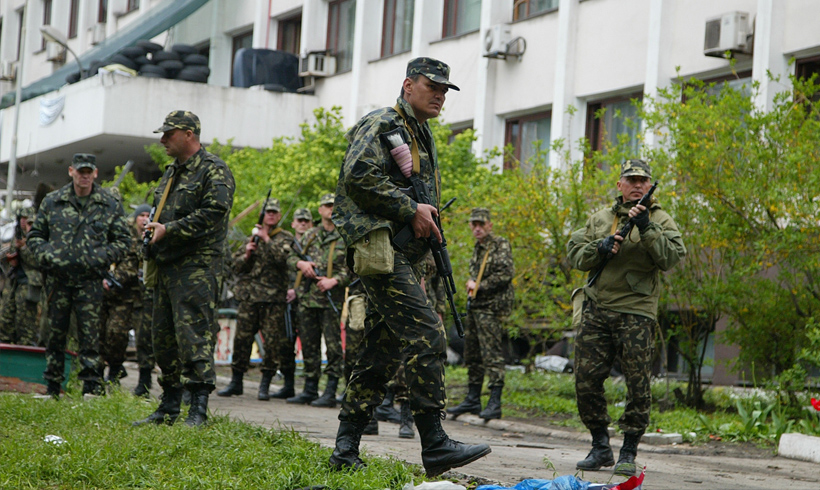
<box><xmin>100</xmin><ymin>228</ymin><xmax>141</xmax><ymax>378</ymax></box>
<box><xmin>342</xmin><ymin>274</ymin><xmax>365</xmax><ymax>385</ymax></box>
<box><xmin>0</xmin><ymin>220</ymin><xmax>43</xmax><ymax>346</ymax></box>
<box><xmin>28</xmin><ymin>175</ymin><xmax>131</xmax><ymax>387</ymax></box>
<box><xmin>147</xmin><ymin>146</ymin><xmax>235</xmax><ymax>392</ymax></box>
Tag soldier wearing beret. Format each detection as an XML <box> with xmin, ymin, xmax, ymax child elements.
<box><xmin>0</xmin><ymin>206</ymin><xmax>43</xmax><ymax>347</ymax></box>
<box><xmin>567</xmin><ymin>159</ymin><xmax>686</xmax><ymax>476</ymax></box>
<box><xmin>448</xmin><ymin>207</ymin><xmax>514</xmax><ymax>421</ymax></box>
<box><xmin>133</xmin><ymin>111</ymin><xmax>235</xmax><ymax>427</ymax></box>
<box><xmin>217</xmin><ymin>197</ymin><xmax>294</xmax><ymax>401</ymax></box>
<box><xmin>27</xmin><ymin>153</ymin><xmax>132</xmax><ymax>397</ymax></box>
<box><xmin>329</xmin><ymin>57</ymin><xmax>490</xmax><ymax>476</ymax></box>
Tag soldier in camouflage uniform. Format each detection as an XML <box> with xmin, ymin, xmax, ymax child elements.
<box><xmin>567</xmin><ymin>159</ymin><xmax>686</xmax><ymax>476</ymax></box>
<box><xmin>0</xmin><ymin>207</ymin><xmax>42</xmax><ymax>346</ymax></box>
<box><xmin>133</xmin><ymin>111</ymin><xmax>235</xmax><ymax>427</ymax></box>
<box><xmin>448</xmin><ymin>207</ymin><xmax>514</xmax><ymax>421</ymax></box>
<box><xmin>286</xmin><ymin>194</ymin><xmax>348</xmax><ymax>407</ymax></box>
<box><xmin>130</xmin><ymin>204</ymin><xmax>155</xmax><ymax>397</ymax></box>
<box><xmin>28</xmin><ymin>153</ymin><xmax>131</xmax><ymax>398</ymax></box>
<box><xmin>328</xmin><ymin>57</ymin><xmax>490</xmax><ymax>477</ymax></box>
<box><xmin>217</xmin><ymin>198</ymin><xmax>293</xmax><ymax>401</ymax></box>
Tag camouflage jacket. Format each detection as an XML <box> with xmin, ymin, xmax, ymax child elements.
<box><xmin>287</xmin><ymin>234</ymin><xmax>310</xmax><ymax>301</ymax></box>
<box><xmin>567</xmin><ymin>197</ymin><xmax>686</xmax><ymax>320</ymax></box>
<box><xmin>5</xmin><ymin>240</ymin><xmax>43</xmax><ymax>288</ymax></box>
<box><xmin>332</xmin><ymin>97</ymin><xmax>440</xmax><ymax>265</ymax></box>
<box><xmin>28</xmin><ymin>182</ymin><xmax>131</xmax><ymax>283</ymax></box>
<box><xmin>287</xmin><ymin>225</ymin><xmax>349</xmax><ymax>308</ymax></box>
<box><xmin>233</xmin><ymin>227</ymin><xmax>294</xmax><ymax>304</ymax></box>
<box><xmin>147</xmin><ymin>148</ymin><xmax>235</xmax><ymax>265</ymax></box>
<box><xmin>423</xmin><ymin>252</ymin><xmax>447</xmax><ymax>317</ymax></box>
<box><xmin>469</xmin><ymin>233</ymin><xmax>515</xmax><ymax>314</ymax></box>
<box><xmin>104</xmin><ymin>229</ymin><xmax>142</xmax><ymax>303</ymax></box>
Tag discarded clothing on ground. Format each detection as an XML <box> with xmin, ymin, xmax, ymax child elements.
<box><xmin>476</xmin><ymin>469</ymin><xmax>644</xmax><ymax>490</ymax></box>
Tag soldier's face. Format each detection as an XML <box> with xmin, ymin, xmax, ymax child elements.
<box><xmin>318</xmin><ymin>204</ymin><xmax>333</xmax><ymax>220</ymax></box>
<box><xmin>292</xmin><ymin>218</ymin><xmax>312</xmax><ymax>234</ymax></box>
<box><xmin>617</xmin><ymin>175</ymin><xmax>651</xmax><ymax>202</ymax></box>
<box><xmin>403</xmin><ymin>77</ymin><xmax>448</xmax><ymax>122</ymax></box>
<box><xmin>160</xmin><ymin>128</ymin><xmax>191</xmax><ymax>159</ymax></box>
<box><xmin>20</xmin><ymin>217</ymin><xmax>31</xmax><ymax>233</ymax></box>
<box><xmin>263</xmin><ymin>210</ymin><xmax>281</xmax><ymax>226</ymax></box>
<box><xmin>135</xmin><ymin>211</ymin><xmax>150</xmax><ymax>234</ymax></box>
<box><xmin>68</xmin><ymin>166</ymin><xmax>97</xmax><ymax>192</ymax></box>
<box><xmin>470</xmin><ymin>220</ymin><xmax>492</xmax><ymax>242</ymax></box>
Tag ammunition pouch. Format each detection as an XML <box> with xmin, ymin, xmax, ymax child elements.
<box><xmin>352</xmin><ymin>228</ymin><xmax>394</xmax><ymax>276</ymax></box>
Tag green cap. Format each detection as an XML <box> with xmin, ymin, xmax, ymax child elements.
<box><xmin>294</xmin><ymin>208</ymin><xmax>312</xmax><ymax>221</ymax></box>
<box><xmin>72</xmin><ymin>153</ymin><xmax>97</xmax><ymax>170</ymax></box>
<box><xmin>264</xmin><ymin>198</ymin><xmax>281</xmax><ymax>212</ymax></box>
<box><xmin>154</xmin><ymin>110</ymin><xmax>201</xmax><ymax>135</ymax></box>
<box><xmin>620</xmin><ymin>159</ymin><xmax>651</xmax><ymax>178</ymax></box>
<box><xmin>406</xmin><ymin>57</ymin><xmax>460</xmax><ymax>91</ymax></box>
<box><xmin>468</xmin><ymin>207</ymin><xmax>491</xmax><ymax>223</ymax></box>
<box><xmin>320</xmin><ymin>193</ymin><xmax>335</xmax><ymax>206</ymax></box>
<box><xmin>19</xmin><ymin>206</ymin><xmax>36</xmax><ymax>218</ymax></box>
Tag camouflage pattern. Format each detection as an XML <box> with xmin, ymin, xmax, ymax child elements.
<box><xmin>264</xmin><ymin>198</ymin><xmax>281</xmax><ymax>212</ymax></box>
<box><xmin>287</xmin><ymin>226</ymin><xmax>348</xmax><ymax>308</ymax></box>
<box><xmin>320</xmin><ymin>193</ymin><xmax>335</xmax><ymax>206</ymax></box>
<box><xmin>574</xmin><ymin>299</ymin><xmax>656</xmax><ymax>433</ymax></box>
<box><xmin>101</xmin><ymin>230</ymin><xmax>142</xmax><ymax>369</ymax></box>
<box><xmin>299</xmin><ymin>304</ymin><xmax>343</xmax><ymax>380</ymax></box>
<box><xmin>469</xmin><ymin>233</ymin><xmax>514</xmax><ymax>314</ymax></box>
<box><xmin>71</xmin><ymin>153</ymin><xmax>97</xmax><ymax>170</ymax></box>
<box><xmin>406</xmin><ymin>57</ymin><xmax>460</xmax><ymax>91</ymax></box>
<box><xmin>147</xmin><ymin>147</ymin><xmax>235</xmax><ymax>390</ymax></box>
<box><xmin>468</xmin><ymin>207</ymin><xmax>491</xmax><ymax>223</ymax></box>
<box><xmin>342</xmin><ymin>275</ymin><xmax>366</xmax><ymax>384</ymax></box>
<box><xmin>424</xmin><ymin>252</ymin><xmax>447</xmax><ymax>318</ymax></box>
<box><xmin>153</xmin><ymin>110</ymin><xmax>202</xmax><ymax>135</ymax></box>
<box><xmin>0</xmin><ymin>242</ymin><xmax>42</xmax><ymax>346</ymax></box>
<box><xmin>331</xmin><ymin>97</ymin><xmax>440</xmax><ymax>266</ymax></box>
<box><xmin>134</xmin><ymin>286</ymin><xmax>155</xmax><ymax>370</ymax></box>
<box><xmin>463</xmin><ymin>310</ymin><xmax>506</xmax><ymax>388</ymax></box>
<box><xmin>231</xmin><ymin>301</ymin><xmax>287</xmax><ymax>374</ymax></box>
<box><xmin>28</xmin><ymin>182</ymin><xmax>131</xmax><ymax>385</ymax></box>
<box><xmin>293</xmin><ymin>208</ymin><xmax>312</xmax><ymax>221</ymax></box>
<box><xmin>620</xmin><ymin>159</ymin><xmax>652</xmax><ymax>178</ymax></box>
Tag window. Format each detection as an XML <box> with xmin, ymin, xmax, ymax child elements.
<box><xmin>513</xmin><ymin>0</ymin><xmax>558</xmax><ymax>21</ymax></box>
<box><xmin>277</xmin><ymin>15</ymin><xmax>301</xmax><ymax>55</ymax></box>
<box><xmin>381</xmin><ymin>0</ymin><xmax>413</xmax><ymax>57</ymax></box>
<box><xmin>16</xmin><ymin>8</ymin><xmax>25</xmax><ymax>61</ymax></box>
<box><xmin>231</xmin><ymin>30</ymin><xmax>253</xmax><ymax>86</ymax></box>
<box><xmin>586</xmin><ymin>94</ymin><xmax>643</xmax><ymax>157</ymax></box>
<box><xmin>327</xmin><ymin>0</ymin><xmax>356</xmax><ymax>73</ymax></box>
<box><xmin>505</xmin><ymin>111</ymin><xmax>551</xmax><ymax>172</ymax></box>
<box><xmin>795</xmin><ymin>57</ymin><xmax>820</xmax><ymax>104</ymax></box>
<box><xmin>42</xmin><ymin>0</ymin><xmax>52</xmax><ymax>50</ymax></box>
<box><xmin>126</xmin><ymin>0</ymin><xmax>140</xmax><ymax>13</ymax></box>
<box><xmin>98</xmin><ymin>0</ymin><xmax>108</xmax><ymax>23</ymax></box>
<box><xmin>68</xmin><ymin>0</ymin><xmax>79</xmax><ymax>39</ymax></box>
<box><xmin>443</xmin><ymin>0</ymin><xmax>481</xmax><ymax>38</ymax></box>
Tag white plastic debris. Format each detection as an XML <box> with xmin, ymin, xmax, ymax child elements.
<box><xmin>402</xmin><ymin>482</ymin><xmax>467</xmax><ymax>490</ymax></box>
<box><xmin>534</xmin><ymin>355</ymin><xmax>569</xmax><ymax>373</ymax></box>
<box><xmin>44</xmin><ymin>435</ymin><xmax>65</xmax><ymax>445</ymax></box>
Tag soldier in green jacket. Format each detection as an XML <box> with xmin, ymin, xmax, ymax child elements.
<box><xmin>328</xmin><ymin>57</ymin><xmax>490</xmax><ymax>477</ymax></box>
<box><xmin>0</xmin><ymin>207</ymin><xmax>43</xmax><ymax>346</ymax></box>
<box><xmin>28</xmin><ymin>153</ymin><xmax>131</xmax><ymax>397</ymax></box>
<box><xmin>448</xmin><ymin>207</ymin><xmax>514</xmax><ymax>421</ymax></box>
<box><xmin>567</xmin><ymin>159</ymin><xmax>686</xmax><ymax>476</ymax></box>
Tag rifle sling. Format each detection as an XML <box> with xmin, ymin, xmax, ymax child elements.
<box><xmin>471</xmin><ymin>247</ymin><xmax>492</xmax><ymax>299</ymax></box>
<box><xmin>393</xmin><ymin>104</ymin><xmax>440</xmax><ymax>208</ymax></box>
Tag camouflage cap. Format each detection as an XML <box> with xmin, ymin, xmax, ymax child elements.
<box><xmin>620</xmin><ymin>159</ymin><xmax>652</xmax><ymax>179</ymax></box>
<box><xmin>406</xmin><ymin>57</ymin><xmax>460</xmax><ymax>91</ymax></box>
<box><xmin>468</xmin><ymin>207</ymin><xmax>491</xmax><ymax>223</ymax></box>
<box><xmin>320</xmin><ymin>193</ymin><xmax>335</xmax><ymax>206</ymax></box>
<box><xmin>264</xmin><ymin>198</ymin><xmax>281</xmax><ymax>213</ymax></box>
<box><xmin>71</xmin><ymin>153</ymin><xmax>97</xmax><ymax>170</ymax></box>
<box><xmin>19</xmin><ymin>206</ymin><xmax>36</xmax><ymax>218</ymax></box>
<box><xmin>153</xmin><ymin>110</ymin><xmax>201</xmax><ymax>135</ymax></box>
<box><xmin>294</xmin><ymin>208</ymin><xmax>312</xmax><ymax>221</ymax></box>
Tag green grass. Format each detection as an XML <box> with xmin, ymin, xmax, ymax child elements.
<box><xmin>0</xmin><ymin>389</ymin><xmax>424</xmax><ymax>490</ymax></box>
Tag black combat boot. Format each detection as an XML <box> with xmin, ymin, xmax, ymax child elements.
<box><xmin>83</xmin><ymin>379</ymin><xmax>104</xmax><ymax>396</ymax></box>
<box><xmin>106</xmin><ymin>364</ymin><xmax>127</xmax><ymax>384</ymax></box>
<box><xmin>362</xmin><ymin>414</ymin><xmax>379</xmax><ymax>435</ymax></box>
<box><xmin>286</xmin><ymin>377</ymin><xmax>319</xmax><ymax>404</ymax></box>
<box><xmin>479</xmin><ymin>385</ymin><xmax>503</xmax><ymax>420</ymax></box>
<box><xmin>576</xmin><ymin>427</ymin><xmax>615</xmax><ymax>471</ymax></box>
<box><xmin>257</xmin><ymin>371</ymin><xmax>274</xmax><ymax>401</ymax></box>
<box><xmin>269</xmin><ymin>370</ymin><xmax>295</xmax><ymax>399</ymax></box>
<box><xmin>132</xmin><ymin>368</ymin><xmax>153</xmax><ymax>397</ymax></box>
<box><xmin>398</xmin><ymin>401</ymin><xmax>415</xmax><ymax>439</ymax></box>
<box><xmin>416</xmin><ymin>410</ymin><xmax>492</xmax><ymax>477</ymax></box>
<box><xmin>328</xmin><ymin>417</ymin><xmax>369</xmax><ymax>471</ymax></box>
<box><xmin>132</xmin><ymin>386</ymin><xmax>183</xmax><ymax>426</ymax></box>
<box><xmin>311</xmin><ymin>376</ymin><xmax>339</xmax><ymax>408</ymax></box>
<box><xmin>185</xmin><ymin>385</ymin><xmax>211</xmax><ymax>427</ymax></box>
<box><xmin>445</xmin><ymin>384</ymin><xmax>482</xmax><ymax>418</ymax></box>
<box><xmin>216</xmin><ymin>369</ymin><xmax>244</xmax><ymax>397</ymax></box>
<box><xmin>374</xmin><ymin>388</ymin><xmax>401</xmax><ymax>423</ymax></box>
<box><xmin>613</xmin><ymin>431</ymin><xmax>642</xmax><ymax>476</ymax></box>
<box><xmin>45</xmin><ymin>380</ymin><xmax>62</xmax><ymax>399</ymax></box>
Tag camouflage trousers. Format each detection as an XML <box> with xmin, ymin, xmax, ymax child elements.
<box><xmin>575</xmin><ymin>299</ymin><xmax>655</xmax><ymax>434</ymax></box>
<box><xmin>135</xmin><ymin>288</ymin><xmax>155</xmax><ymax>370</ymax></box>
<box><xmin>464</xmin><ymin>308</ymin><xmax>506</xmax><ymax>388</ymax></box>
<box><xmin>340</xmin><ymin>253</ymin><xmax>447</xmax><ymax>422</ymax></box>
<box><xmin>153</xmin><ymin>256</ymin><xmax>219</xmax><ymax>391</ymax></box>
<box><xmin>343</xmin><ymin>294</ymin><xmax>366</xmax><ymax>385</ymax></box>
<box><xmin>100</xmin><ymin>298</ymin><xmax>133</xmax><ymax>369</ymax></box>
<box><xmin>232</xmin><ymin>301</ymin><xmax>288</xmax><ymax>375</ymax></box>
<box><xmin>43</xmin><ymin>276</ymin><xmax>104</xmax><ymax>384</ymax></box>
<box><xmin>300</xmin><ymin>305</ymin><xmax>342</xmax><ymax>380</ymax></box>
<box><xmin>0</xmin><ymin>279</ymin><xmax>40</xmax><ymax>346</ymax></box>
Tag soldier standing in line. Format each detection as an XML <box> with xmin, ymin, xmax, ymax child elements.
<box><xmin>286</xmin><ymin>194</ymin><xmax>348</xmax><ymax>407</ymax></box>
<box><xmin>0</xmin><ymin>207</ymin><xmax>43</xmax><ymax>346</ymax></box>
<box><xmin>328</xmin><ymin>58</ymin><xmax>490</xmax><ymax>476</ymax></box>
<box><xmin>131</xmin><ymin>204</ymin><xmax>155</xmax><ymax>397</ymax></box>
<box><xmin>447</xmin><ymin>207</ymin><xmax>514</xmax><ymax>421</ymax></box>
<box><xmin>567</xmin><ymin>159</ymin><xmax>685</xmax><ymax>476</ymax></box>
<box><xmin>28</xmin><ymin>153</ymin><xmax>131</xmax><ymax>398</ymax></box>
<box><xmin>217</xmin><ymin>198</ymin><xmax>293</xmax><ymax>400</ymax></box>
<box><xmin>132</xmin><ymin>111</ymin><xmax>235</xmax><ymax>427</ymax></box>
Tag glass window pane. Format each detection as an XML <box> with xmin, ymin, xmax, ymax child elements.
<box><xmin>603</xmin><ymin>99</ymin><xmax>641</xmax><ymax>156</ymax></box>
<box><xmin>520</xmin><ymin>116</ymin><xmax>551</xmax><ymax>171</ymax></box>
<box><xmin>336</xmin><ymin>0</ymin><xmax>356</xmax><ymax>71</ymax></box>
<box><xmin>456</xmin><ymin>0</ymin><xmax>482</xmax><ymax>35</ymax></box>
<box><xmin>382</xmin><ymin>0</ymin><xmax>395</xmax><ymax>56</ymax></box>
<box><xmin>394</xmin><ymin>0</ymin><xmax>414</xmax><ymax>53</ymax></box>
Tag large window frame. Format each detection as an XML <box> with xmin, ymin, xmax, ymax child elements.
<box><xmin>442</xmin><ymin>0</ymin><xmax>481</xmax><ymax>39</ymax></box>
<box><xmin>504</xmin><ymin>111</ymin><xmax>551</xmax><ymax>172</ymax></box>
<box><xmin>98</xmin><ymin>0</ymin><xmax>108</xmax><ymax>23</ymax></box>
<box><xmin>68</xmin><ymin>0</ymin><xmax>79</xmax><ymax>39</ymax></box>
<box><xmin>277</xmin><ymin>14</ymin><xmax>301</xmax><ymax>55</ymax></box>
<box><xmin>42</xmin><ymin>0</ymin><xmax>53</xmax><ymax>50</ymax></box>
<box><xmin>231</xmin><ymin>30</ymin><xmax>253</xmax><ymax>86</ymax></box>
<box><xmin>585</xmin><ymin>93</ymin><xmax>643</xmax><ymax>157</ymax></box>
<box><xmin>512</xmin><ymin>0</ymin><xmax>558</xmax><ymax>22</ymax></box>
<box><xmin>381</xmin><ymin>0</ymin><xmax>414</xmax><ymax>58</ymax></box>
<box><xmin>126</xmin><ymin>0</ymin><xmax>140</xmax><ymax>13</ymax></box>
<box><xmin>795</xmin><ymin>57</ymin><xmax>820</xmax><ymax>105</ymax></box>
<box><xmin>327</xmin><ymin>0</ymin><xmax>356</xmax><ymax>73</ymax></box>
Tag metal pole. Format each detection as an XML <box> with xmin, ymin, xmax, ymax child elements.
<box><xmin>5</xmin><ymin>1</ymin><xmax>28</xmax><ymax>216</ymax></box>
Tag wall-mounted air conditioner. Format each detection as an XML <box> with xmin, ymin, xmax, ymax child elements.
<box><xmin>299</xmin><ymin>52</ymin><xmax>336</xmax><ymax>77</ymax></box>
<box><xmin>483</xmin><ymin>24</ymin><xmax>511</xmax><ymax>58</ymax></box>
<box><xmin>704</xmin><ymin>11</ymin><xmax>753</xmax><ymax>58</ymax></box>
<box><xmin>0</xmin><ymin>61</ymin><xmax>17</xmax><ymax>81</ymax></box>
<box><xmin>45</xmin><ymin>41</ymin><xmax>65</xmax><ymax>62</ymax></box>
<box><xmin>91</xmin><ymin>23</ymin><xmax>106</xmax><ymax>45</ymax></box>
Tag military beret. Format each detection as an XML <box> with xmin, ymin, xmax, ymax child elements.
<box><xmin>406</xmin><ymin>57</ymin><xmax>460</xmax><ymax>91</ymax></box>
<box><xmin>154</xmin><ymin>110</ymin><xmax>201</xmax><ymax>135</ymax></box>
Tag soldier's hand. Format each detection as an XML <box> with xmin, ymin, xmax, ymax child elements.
<box><xmin>246</xmin><ymin>240</ymin><xmax>257</xmax><ymax>253</ymax></box>
<box><xmin>597</xmin><ymin>234</ymin><xmax>623</xmax><ymax>256</ymax></box>
<box><xmin>286</xmin><ymin>289</ymin><xmax>296</xmax><ymax>303</ymax></box>
<box><xmin>145</xmin><ymin>222</ymin><xmax>166</xmax><ymax>243</ymax></box>
<box><xmin>466</xmin><ymin>279</ymin><xmax>477</xmax><ymax>292</ymax></box>
<box><xmin>412</xmin><ymin>204</ymin><xmax>442</xmax><ymax>243</ymax></box>
<box><xmin>298</xmin><ymin>260</ymin><xmax>317</xmax><ymax>279</ymax></box>
<box><xmin>317</xmin><ymin>277</ymin><xmax>338</xmax><ymax>292</ymax></box>
<box><xmin>103</xmin><ymin>279</ymin><xmax>110</xmax><ymax>291</ymax></box>
<box><xmin>252</xmin><ymin>225</ymin><xmax>270</xmax><ymax>243</ymax></box>
<box><xmin>14</xmin><ymin>238</ymin><xmax>25</xmax><ymax>249</ymax></box>
<box><xmin>630</xmin><ymin>204</ymin><xmax>650</xmax><ymax>232</ymax></box>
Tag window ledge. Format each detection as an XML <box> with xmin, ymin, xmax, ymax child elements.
<box><xmin>369</xmin><ymin>49</ymin><xmax>411</xmax><ymax>64</ymax></box>
<box><xmin>512</xmin><ymin>8</ymin><xmax>558</xmax><ymax>24</ymax></box>
<box><xmin>432</xmin><ymin>28</ymin><xmax>479</xmax><ymax>45</ymax></box>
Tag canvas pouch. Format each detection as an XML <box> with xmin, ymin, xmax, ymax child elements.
<box><xmin>352</xmin><ymin>228</ymin><xmax>394</xmax><ymax>276</ymax></box>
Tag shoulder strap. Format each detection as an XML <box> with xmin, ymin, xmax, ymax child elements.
<box><xmin>326</xmin><ymin>240</ymin><xmax>338</xmax><ymax>278</ymax></box>
<box><xmin>610</xmin><ymin>213</ymin><xmax>619</xmax><ymax>235</ymax></box>
<box><xmin>393</xmin><ymin>104</ymin><xmax>441</xmax><ymax>208</ymax></box>
<box><xmin>153</xmin><ymin>169</ymin><xmax>175</xmax><ymax>222</ymax></box>
<box><xmin>472</xmin><ymin>247</ymin><xmax>492</xmax><ymax>298</ymax></box>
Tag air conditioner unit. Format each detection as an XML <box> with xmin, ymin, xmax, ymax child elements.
<box><xmin>45</xmin><ymin>41</ymin><xmax>65</xmax><ymax>62</ymax></box>
<box><xmin>483</xmin><ymin>24</ymin><xmax>511</xmax><ymax>58</ymax></box>
<box><xmin>299</xmin><ymin>52</ymin><xmax>336</xmax><ymax>77</ymax></box>
<box><xmin>90</xmin><ymin>23</ymin><xmax>106</xmax><ymax>45</ymax></box>
<box><xmin>704</xmin><ymin>11</ymin><xmax>752</xmax><ymax>58</ymax></box>
<box><xmin>0</xmin><ymin>61</ymin><xmax>17</xmax><ymax>81</ymax></box>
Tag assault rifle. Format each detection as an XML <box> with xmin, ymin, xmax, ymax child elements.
<box><xmin>102</xmin><ymin>270</ymin><xmax>123</xmax><ymax>289</ymax></box>
<box><xmin>587</xmin><ymin>181</ymin><xmax>659</xmax><ymax>287</ymax></box>
<box><xmin>252</xmin><ymin>188</ymin><xmax>272</xmax><ymax>246</ymax></box>
<box><xmin>284</xmin><ymin>301</ymin><xmax>295</xmax><ymax>344</ymax></box>
<box><xmin>292</xmin><ymin>236</ymin><xmax>341</xmax><ymax>316</ymax></box>
<box><xmin>142</xmin><ymin>206</ymin><xmax>157</xmax><ymax>248</ymax></box>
